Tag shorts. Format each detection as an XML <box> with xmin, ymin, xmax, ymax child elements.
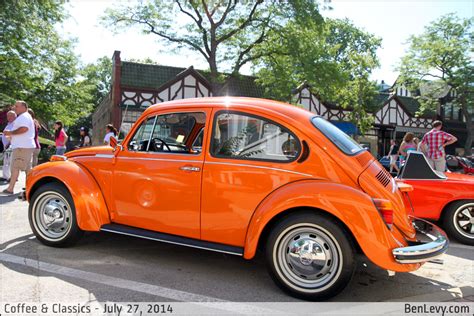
<box><xmin>12</xmin><ymin>148</ymin><xmax>34</xmax><ymax>172</ymax></box>
<box><xmin>389</xmin><ymin>155</ymin><xmax>398</xmax><ymax>165</ymax></box>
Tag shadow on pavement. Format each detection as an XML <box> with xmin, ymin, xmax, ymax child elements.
<box><xmin>0</xmin><ymin>231</ymin><xmax>470</xmax><ymax>303</ymax></box>
<box><xmin>0</xmin><ymin>193</ymin><xmax>20</xmax><ymax>205</ymax></box>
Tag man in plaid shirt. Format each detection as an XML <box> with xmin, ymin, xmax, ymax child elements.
<box><xmin>420</xmin><ymin>120</ymin><xmax>457</xmax><ymax>172</ymax></box>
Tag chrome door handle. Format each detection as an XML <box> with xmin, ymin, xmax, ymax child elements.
<box><xmin>180</xmin><ymin>166</ymin><xmax>201</xmax><ymax>172</ymax></box>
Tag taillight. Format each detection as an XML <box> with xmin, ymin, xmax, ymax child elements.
<box><xmin>373</xmin><ymin>198</ymin><xmax>394</xmax><ymax>229</ymax></box>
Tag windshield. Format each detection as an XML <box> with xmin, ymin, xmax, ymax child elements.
<box><xmin>311</xmin><ymin>117</ymin><xmax>364</xmax><ymax>155</ymax></box>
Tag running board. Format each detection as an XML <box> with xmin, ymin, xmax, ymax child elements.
<box><xmin>100</xmin><ymin>223</ymin><xmax>244</xmax><ymax>256</ymax></box>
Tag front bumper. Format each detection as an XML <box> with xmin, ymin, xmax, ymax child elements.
<box><xmin>393</xmin><ymin>218</ymin><xmax>448</xmax><ymax>264</ymax></box>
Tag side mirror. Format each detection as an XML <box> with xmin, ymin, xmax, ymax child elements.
<box><xmin>110</xmin><ymin>136</ymin><xmax>122</xmax><ymax>155</ymax></box>
<box><xmin>109</xmin><ymin>136</ymin><xmax>118</xmax><ymax>148</ymax></box>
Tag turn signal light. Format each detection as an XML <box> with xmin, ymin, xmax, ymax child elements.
<box><xmin>396</xmin><ymin>182</ymin><xmax>413</xmax><ymax>192</ymax></box>
<box><xmin>373</xmin><ymin>198</ymin><xmax>394</xmax><ymax>229</ymax></box>
<box><xmin>50</xmin><ymin>155</ymin><xmax>67</xmax><ymax>162</ymax></box>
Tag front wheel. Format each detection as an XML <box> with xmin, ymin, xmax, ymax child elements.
<box><xmin>442</xmin><ymin>200</ymin><xmax>474</xmax><ymax>245</ymax></box>
<box><xmin>29</xmin><ymin>182</ymin><xmax>83</xmax><ymax>247</ymax></box>
<box><xmin>265</xmin><ymin>212</ymin><xmax>355</xmax><ymax>301</ymax></box>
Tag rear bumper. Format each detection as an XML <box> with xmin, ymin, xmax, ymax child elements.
<box><xmin>393</xmin><ymin>218</ymin><xmax>448</xmax><ymax>264</ymax></box>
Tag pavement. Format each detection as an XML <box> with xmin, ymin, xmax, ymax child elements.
<box><xmin>0</xmin><ymin>173</ymin><xmax>473</xmax><ymax>306</ymax></box>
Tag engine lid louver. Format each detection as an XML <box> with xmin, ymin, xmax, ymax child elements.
<box><xmin>376</xmin><ymin>170</ymin><xmax>391</xmax><ymax>187</ymax></box>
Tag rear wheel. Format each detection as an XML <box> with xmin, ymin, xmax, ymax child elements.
<box><xmin>265</xmin><ymin>212</ymin><xmax>355</xmax><ymax>300</ymax></box>
<box><xmin>442</xmin><ymin>200</ymin><xmax>474</xmax><ymax>245</ymax></box>
<box><xmin>29</xmin><ymin>183</ymin><xmax>83</xmax><ymax>247</ymax></box>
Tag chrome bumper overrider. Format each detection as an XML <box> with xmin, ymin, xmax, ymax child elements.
<box><xmin>393</xmin><ymin>218</ymin><xmax>449</xmax><ymax>264</ymax></box>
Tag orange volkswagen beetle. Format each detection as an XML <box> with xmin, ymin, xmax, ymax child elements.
<box><xmin>25</xmin><ymin>97</ymin><xmax>448</xmax><ymax>300</ymax></box>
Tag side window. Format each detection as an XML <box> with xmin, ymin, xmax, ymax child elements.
<box><xmin>211</xmin><ymin>112</ymin><xmax>300</xmax><ymax>162</ymax></box>
<box><xmin>128</xmin><ymin>116</ymin><xmax>156</xmax><ymax>151</ymax></box>
<box><xmin>129</xmin><ymin>112</ymin><xmax>206</xmax><ymax>154</ymax></box>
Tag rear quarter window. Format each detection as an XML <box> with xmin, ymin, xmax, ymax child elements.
<box><xmin>311</xmin><ymin>117</ymin><xmax>364</xmax><ymax>155</ymax></box>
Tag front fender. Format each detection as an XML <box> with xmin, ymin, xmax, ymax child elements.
<box><xmin>244</xmin><ymin>180</ymin><xmax>420</xmax><ymax>272</ymax></box>
<box><xmin>26</xmin><ymin>161</ymin><xmax>110</xmax><ymax>231</ymax></box>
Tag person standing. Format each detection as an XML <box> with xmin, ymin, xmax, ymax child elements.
<box><xmin>2</xmin><ymin>101</ymin><xmax>36</xmax><ymax>195</ymax></box>
<box><xmin>28</xmin><ymin>109</ymin><xmax>41</xmax><ymax>167</ymax></box>
<box><xmin>387</xmin><ymin>139</ymin><xmax>400</xmax><ymax>173</ymax></box>
<box><xmin>399</xmin><ymin>132</ymin><xmax>417</xmax><ymax>161</ymax></box>
<box><xmin>103</xmin><ymin>124</ymin><xmax>118</xmax><ymax>146</ymax></box>
<box><xmin>54</xmin><ymin>121</ymin><xmax>68</xmax><ymax>155</ymax></box>
<box><xmin>1</xmin><ymin>111</ymin><xmax>17</xmax><ymax>182</ymax></box>
<box><xmin>420</xmin><ymin>120</ymin><xmax>457</xmax><ymax>172</ymax></box>
<box><xmin>79</xmin><ymin>127</ymin><xmax>91</xmax><ymax>147</ymax></box>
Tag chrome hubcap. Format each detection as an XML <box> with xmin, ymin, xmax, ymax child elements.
<box><xmin>34</xmin><ymin>193</ymin><xmax>72</xmax><ymax>240</ymax></box>
<box><xmin>275</xmin><ymin>225</ymin><xmax>342</xmax><ymax>292</ymax></box>
<box><xmin>454</xmin><ymin>203</ymin><xmax>474</xmax><ymax>239</ymax></box>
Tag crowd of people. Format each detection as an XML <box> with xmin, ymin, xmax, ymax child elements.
<box><xmin>0</xmin><ymin>100</ymin><xmax>119</xmax><ymax>195</ymax></box>
<box><xmin>387</xmin><ymin>120</ymin><xmax>457</xmax><ymax>173</ymax></box>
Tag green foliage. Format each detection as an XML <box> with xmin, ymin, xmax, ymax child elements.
<box><xmin>102</xmin><ymin>0</ymin><xmax>325</xmax><ymax>93</ymax></box>
<box><xmin>0</xmin><ymin>0</ymin><xmax>95</xmax><ymax>129</ymax></box>
<box><xmin>398</xmin><ymin>14</ymin><xmax>473</xmax><ymax>155</ymax></box>
<box><xmin>255</xmin><ymin>18</ymin><xmax>381</xmax><ymax>134</ymax></box>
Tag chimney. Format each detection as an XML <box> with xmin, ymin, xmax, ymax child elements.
<box><xmin>111</xmin><ymin>51</ymin><xmax>122</xmax><ymax>129</ymax></box>
<box><xmin>113</xmin><ymin>50</ymin><xmax>121</xmax><ymax>65</ymax></box>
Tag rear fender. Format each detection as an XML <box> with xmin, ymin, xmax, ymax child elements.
<box><xmin>26</xmin><ymin>161</ymin><xmax>110</xmax><ymax>231</ymax></box>
<box><xmin>244</xmin><ymin>180</ymin><xmax>420</xmax><ymax>272</ymax></box>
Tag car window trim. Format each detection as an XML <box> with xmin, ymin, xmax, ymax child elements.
<box><xmin>127</xmin><ymin>111</ymin><xmax>207</xmax><ymax>155</ymax></box>
<box><xmin>210</xmin><ymin>110</ymin><xmax>302</xmax><ymax>164</ymax></box>
<box><xmin>146</xmin><ymin>116</ymin><xmax>158</xmax><ymax>152</ymax></box>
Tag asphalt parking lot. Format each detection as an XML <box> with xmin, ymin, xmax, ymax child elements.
<box><xmin>1</xmin><ymin>175</ymin><xmax>473</xmax><ymax>306</ymax></box>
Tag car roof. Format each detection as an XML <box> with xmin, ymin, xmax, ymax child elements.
<box><xmin>143</xmin><ymin>97</ymin><xmax>314</xmax><ymax>125</ymax></box>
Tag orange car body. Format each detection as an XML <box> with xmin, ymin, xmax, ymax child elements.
<box><xmin>26</xmin><ymin>97</ymin><xmax>445</xmax><ymax>273</ymax></box>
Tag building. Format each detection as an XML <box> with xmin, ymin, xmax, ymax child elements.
<box><xmin>92</xmin><ymin>51</ymin><xmax>263</xmax><ymax>144</ymax></box>
<box><xmin>93</xmin><ymin>51</ymin><xmax>470</xmax><ymax>155</ymax></box>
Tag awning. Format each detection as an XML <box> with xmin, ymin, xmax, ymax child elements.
<box><xmin>330</xmin><ymin>121</ymin><xmax>358</xmax><ymax>135</ymax></box>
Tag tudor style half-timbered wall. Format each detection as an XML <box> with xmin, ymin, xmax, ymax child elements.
<box><xmin>394</xmin><ymin>85</ymin><xmax>412</xmax><ymax>97</ymax></box>
<box><xmin>374</xmin><ymin>98</ymin><xmax>433</xmax><ymax>132</ymax></box>
<box><xmin>293</xmin><ymin>87</ymin><xmax>351</xmax><ymax>121</ymax></box>
<box><xmin>119</xmin><ymin>72</ymin><xmax>212</xmax><ymax>135</ymax></box>
<box><xmin>121</xmin><ymin>74</ymin><xmax>211</xmax><ymax>108</ymax></box>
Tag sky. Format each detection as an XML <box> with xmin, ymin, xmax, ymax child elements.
<box><xmin>60</xmin><ymin>0</ymin><xmax>473</xmax><ymax>86</ymax></box>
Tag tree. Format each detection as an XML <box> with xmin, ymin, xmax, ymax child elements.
<box><xmin>67</xmin><ymin>56</ymin><xmax>113</xmax><ymax>139</ymax></box>
<box><xmin>0</xmin><ymin>0</ymin><xmax>93</xmax><ymax>127</ymax></box>
<box><xmin>398</xmin><ymin>14</ymin><xmax>474</xmax><ymax>155</ymax></box>
<box><xmin>103</xmin><ymin>0</ymin><xmax>325</xmax><ymax>94</ymax></box>
<box><xmin>254</xmin><ymin>18</ymin><xmax>381</xmax><ymax>134</ymax></box>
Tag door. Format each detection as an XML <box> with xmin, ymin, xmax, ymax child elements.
<box><xmin>111</xmin><ymin>109</ymin><xmax>211</xmax><ymax>239</ymax></box>
<box><xmin>201</xmin><ymin>110</ymin><xmax>305</xmax><ymax>246</ymax></box>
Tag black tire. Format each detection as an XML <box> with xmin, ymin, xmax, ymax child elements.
<box><xmin>265</xmin><ymin>212</ymin><xmax>355</xmax><ymax>301</ymax></box>
<box><xmin>29</xmin><ymin>182</ymin><xmax>83</xmax><ymax>247</ymax></box>
<box><xmin>442</xmin><ymin>200</ymin><xmax>474</xmax><ymax>246</ymax></box>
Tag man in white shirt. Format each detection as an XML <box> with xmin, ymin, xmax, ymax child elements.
<box><xmin>2</xmin><ymin>100</ymin><xmax>36</xmax><ymax>195</ymax></box>
<box><xmin>1</xmin><ymin>111</ymin><xmax>17</xmax><ymax>182</ymax></box>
